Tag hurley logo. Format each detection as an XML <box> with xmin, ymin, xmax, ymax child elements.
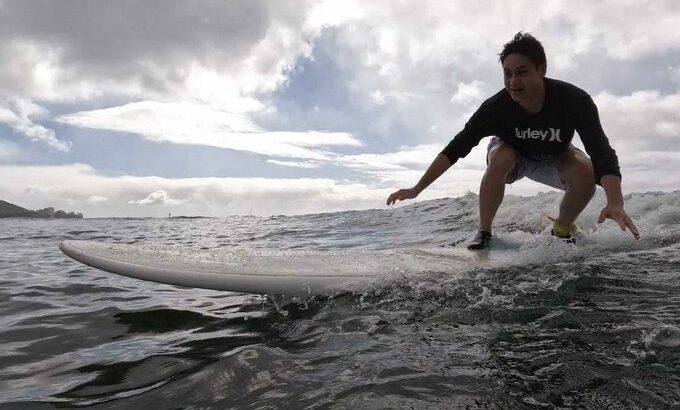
<box><xmin>514</xmin><ymin>127</ymin><xmax>562</xmax><ymax>142</ymax></box>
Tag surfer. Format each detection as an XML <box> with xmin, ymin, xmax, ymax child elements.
<box><xmin>386</xmin><ymin>32</ymin><xmax>639</xmax><ymax>249</ymax></box>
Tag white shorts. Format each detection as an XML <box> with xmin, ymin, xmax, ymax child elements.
<box><xmin>486</xmin><ymin>137</ymin><xmax>586</xmax><ymax>191</ymax></box>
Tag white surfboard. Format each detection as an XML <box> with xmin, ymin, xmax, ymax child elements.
<box><xmin>59</xmin><ymin>240</ymin><xmax>520</xmax><ymax>296</ymax></box>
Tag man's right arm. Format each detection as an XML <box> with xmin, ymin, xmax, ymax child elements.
<box><xmin>386</xmin><ymin>154</ymin><xmax>452</xmax><ymax>205</ymax></box>
<box><xmin>385</xmin><ymin>96</ymin><xmax>496</xmax><ymax>206</ymax></box>
<box><xmin>413</xmin><ymin>154</ymin><xmax>453</xmax><ymax>193</ymax></box>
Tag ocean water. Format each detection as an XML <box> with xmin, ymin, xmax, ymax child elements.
<box><xmin>1</xmin><ymin>190</ymin><xmax>680</xmax><ymax>409</ymax></box>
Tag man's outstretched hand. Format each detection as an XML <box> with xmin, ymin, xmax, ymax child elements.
<box><xmin>598</xmin><ymin>204</ymin><xmax>640</xmax><ymax>239</ymax></box>
<box><xmin>386</xmin><ymin>188</ymin><xmax>419</xmax><ymax>206</ymax></box>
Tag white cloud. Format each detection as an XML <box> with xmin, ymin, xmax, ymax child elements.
<box><xmin>566</xmin><ymin>0</ymin><xmax>680</xmax><ymax>61</ymax></box>
<box><xmin>57</xmin><ymin>100</ymin><xmax>362</xmax><ymax>159</ymax></box>
<box><xmin>594</xmin><ymin>90</ymin><xmax>680</xmax><ymax>154</ymax></box>
<box><xmin>371</xmin><ymin>89</ymin><xmax>387</xmax><ymax>106</ymax></box>
<box><xmin>87</xmin><ymin>195</ymin><xmax>108</xmax><ymax>204</ymax></box>
<box><xmin>450</xmin><ymin>80</ymin><xmax>486</xmax><ymax>106</ymax></box>
<box><xmin>368</xmin><ymin>89</ymin><xmax>423</xmax><ymax>106</ymax></box>
<box><xmin>0</xmin><ymin>98</ymin><xmax>70</xmax><ymax>151</ymax></box>
<box><xmin>303</xmin><ymin>0</ymin><xmax>680</xmax><ymax>150</ymax></box>
<box><xmin>128</xmin><ymin>190</ymin><xmax>183</xmax><ymax>206</ymax></box>
<box><xmin>0</xmin><ymin>164</ymin><xmax>395</xmax><ymax>217</ymax></box>
<box><xmin>267</xmin><ymin>160</ymin><xmax>320</xmax><ymax>169</ymax></box>
<box><xmin>341</xmin><ymin>144</ymin><xmax>439</xmax><ymax>171</ymax></box>
<box><xmin>305</xmin><ymin>0</ymin><xmax>365</xmax><ymax>30</ymax></box>
<box><xmin>336</xmin><ymin>142</ymin><xmax>493</xmax><ymax>199</ymax></box>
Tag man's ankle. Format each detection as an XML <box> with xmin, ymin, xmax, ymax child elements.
<box><xmin>552</xmin><ymin>220</ymin><xmax>575</xmax><ymax>238</ymax></box>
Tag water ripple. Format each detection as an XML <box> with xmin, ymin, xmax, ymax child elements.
<box><xmin>2</xmin><ymin>192</ymin><xmax>680</xmax><ymax>408</ymax></box>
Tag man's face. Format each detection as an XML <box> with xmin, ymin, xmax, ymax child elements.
<box><xmin>502</xmin><ymin>53</ymin><xmax>546</xmax><ymax>105</ymax></box>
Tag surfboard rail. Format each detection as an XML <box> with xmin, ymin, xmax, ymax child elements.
<box><xmin>59</xmin><ymin>239</ymin><xmax>519</xmax><ymax>296</ymax></box>
<box><xmin>59</xmin><ymin>240</ymin><xmax>378</xmax><ymax>296</ymax></box>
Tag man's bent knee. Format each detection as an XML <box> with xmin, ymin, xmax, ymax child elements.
<box><xmin>559</xmin><ymin>151</ymin><xmax>595</xmax><ymax>192</ymax></box>
<box><xmin>487</xmin><ymin>145</ymin><xmax>518</xmax><ymax>176</ymax></box>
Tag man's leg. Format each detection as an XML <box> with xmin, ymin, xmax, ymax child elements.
<box><xmin>479</xmin><ymin>144</ymin><xmax>518</xmax><ymax>233</ymax></box>
<box><xmin>556</xmin><ymin>149</ymin><xmax>596</xmax><ymax>228</ymax></box>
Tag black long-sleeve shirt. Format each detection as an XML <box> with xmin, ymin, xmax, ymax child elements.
<box><xmin>441</xmin><ymin>78</ymin><xmax>621</xmax><ymax>184</ymax></box>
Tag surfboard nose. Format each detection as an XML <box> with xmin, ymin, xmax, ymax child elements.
<box><xmin>59</xmin><ymin>240</ymin><xmax>69</xmax><ymax>254</ymax></box>
<box><xmin>60</xmin><ymin>240</ymin><xmax>83</xmax><ymax>261</ymax></box>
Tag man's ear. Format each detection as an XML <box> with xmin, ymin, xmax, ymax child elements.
<box><xmin>538</xmin><ymin>62</ymin><xmax>547</xmax><ymax>77</ymax></box>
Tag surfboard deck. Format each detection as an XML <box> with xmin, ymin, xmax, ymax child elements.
<box><xmin>59</xmin><ymin>240</ymin><xmax>520</xmax><ymax>296</ymax></box>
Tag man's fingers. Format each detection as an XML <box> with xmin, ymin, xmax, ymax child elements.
<box><xmin>616</xmin><ymin>216</ymin><xmax>626</xmax><ymax>231</ymax></box>
<box><xmin>626</xmin><ymin>216</ymin><xmax>640</xmax><ymax>239</ymax></box>
<box><xmin>597</xmin><ymin>208</ymin><xmax>641</xmax><ymax>239</ymax></box>
<box><xmin>608</xmin><ymin>210</ymin><xmax>627</xmax><ymax>231</ymax></box>
<box><xmin>386</xmin><ymin>190</ymin><xmax>407</xmax><ymax>206</ymax></box>
<box><xmin>597</xmin><ymin>209</ymin><xmax>607</xmax><ymax>223</ymax></box>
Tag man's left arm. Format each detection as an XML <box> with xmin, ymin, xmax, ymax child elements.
<box><xmin>576</xmin><ymin>95</ymin><xmax>640</xmax><ymax>239</ymax></box>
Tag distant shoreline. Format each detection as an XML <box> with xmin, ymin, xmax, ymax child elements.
<box><xmin>0</xmin><ymin>200</ymin><xmax>83</xmax><ymax>219</ymax></box>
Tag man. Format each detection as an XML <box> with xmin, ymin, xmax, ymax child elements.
<box><xmin>386</xmin><ymin>32</ymin><xmax>639</xmax><ymax>249</ymax></box>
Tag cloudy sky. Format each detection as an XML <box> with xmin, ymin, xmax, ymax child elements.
<box><xmin>1</xmin><ymin>0</ymin><xmax>679</xmax><ymax>217</ymax></box>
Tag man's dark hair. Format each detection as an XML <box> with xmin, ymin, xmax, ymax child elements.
<box><xmin>499</xmin><ymin>32</ymin><xmax>546</xmax><ymax>68</ymax></box>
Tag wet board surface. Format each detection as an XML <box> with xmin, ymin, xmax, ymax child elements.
<box><xmin>59</xmin><ymin>240</ymin><xmax>521</xmax><ymax>296</ymax></box>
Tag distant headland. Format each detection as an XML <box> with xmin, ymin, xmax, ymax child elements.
<box><xmin>0</xmin><ymin>200</ymin><xmax>83</xmax><ymax>219</ymax></box>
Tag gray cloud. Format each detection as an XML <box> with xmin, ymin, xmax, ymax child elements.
<box><xmin>2</xmin><ymin>0</ymin><xmax>267</xmax><ymax>64</ymax></box>
<box><xmin>0</xmin><ymin>0</ymin><xmax>309</xmax><ymax>98</ymax></box>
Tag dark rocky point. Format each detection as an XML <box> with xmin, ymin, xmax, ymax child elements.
<box><xmin>0</xmin><ymin>200</ymin><xmax>83</xmax><ymax>219</ymax></box>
